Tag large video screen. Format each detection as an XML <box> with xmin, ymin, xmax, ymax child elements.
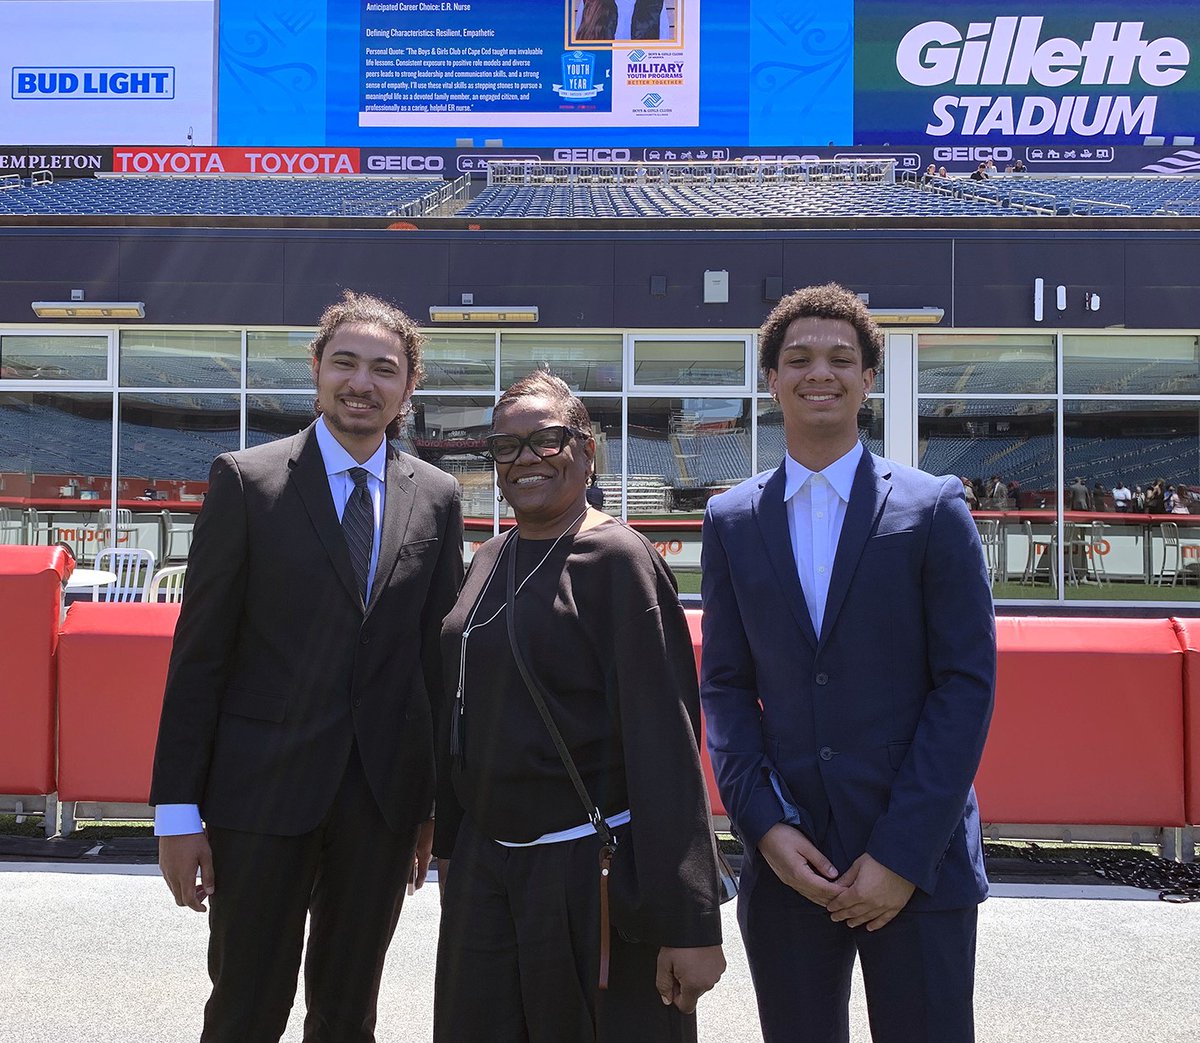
<box><xmin>0</xmin><ymin>0</ymin><xmax>1196</xmax><ymax>149</ymax></box>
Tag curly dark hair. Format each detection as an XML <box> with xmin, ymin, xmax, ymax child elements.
<box><xmin>309</xmin><ymin>290</ymin><xmax>424</xmax><ymax>439</ymax></box>
<box><xmin>758</xmin><ymin>283</ymin><xmax>884</xmax><ymax>376</ymax></box>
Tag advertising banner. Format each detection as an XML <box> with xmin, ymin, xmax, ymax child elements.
<box><xmin>111</xmin><ymin>147</ymin><xmax>360</xmax><ymax>175</ymax></box>
<box><xmin>0</xmin><ymin>0</ymin><xmax>217</xmax><ymax>145</ymax></box>
<box><xmin>0</xmin><ymin>146</ymin><xmax>112</xmax><ymax>177</ymax></box>
<box><xmin>855</xmin><ymin>1</ymin><xmax>1200</xmax><ymax>145</ymax></box>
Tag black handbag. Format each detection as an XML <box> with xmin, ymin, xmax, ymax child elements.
<box><xmin>503</xmin><ymin>541</ymin><xmax>737</xmax><ymax>988</ymax></box>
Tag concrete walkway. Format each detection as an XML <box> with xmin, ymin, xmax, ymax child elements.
<box><xmin>1</xmin><ymin>865</ymin><xmax>1197</xmax><ymax>1042</ymax></box>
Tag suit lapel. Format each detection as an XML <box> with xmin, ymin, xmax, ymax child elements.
<box><xmin>288</xmin><ymin>424</ymin><xmax>363</xmax><ymax>609</ymax></box>
<box><xmin>820</xmin><ymin>452</ymin><xmax>892</xmax><ymax>646</ymax></box>
<box><xmin>754</xmin><ymin>464</ymin><xmax>819</xmax><ymax>648</ymax></box>
<box><xmin>365</xmin><ymin>448</ymin><xmax>417</xmax><ymax>617</ymax></box>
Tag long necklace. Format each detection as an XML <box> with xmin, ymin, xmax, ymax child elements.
<box><xmin>449</xmin><ymin>505</ymin><xmax>590</xmax><ymax>759</ymax></box>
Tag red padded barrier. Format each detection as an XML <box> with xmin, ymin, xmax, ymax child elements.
<box><xmin>1168</xmin><ymin>618</ymin><xmax>1200</xmax><ymax>826</ymax></box>
<box><xmin>0</xmin><ymin>546</ymin><xmax>71</xmax><ymax>795</ymax></box>
<box><xmin>684</xmin><ymin>609</ymin><xmax>726</xmax><ymax>819</ymax></box>
<box><xmin>977</xmin><ymin>617</ymin><xmax>1186</xmax><ymax>827</ymax></box>
<box><xmin>56</xmin><ymin>602</ymin><xmax>180</xmax><ymax>803</ymax></box>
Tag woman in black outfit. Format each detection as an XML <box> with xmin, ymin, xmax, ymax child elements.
<box><xmin>433</xmin><ymin>371</ymin><xmax>725</xmax><ymax>1042</ymax></box>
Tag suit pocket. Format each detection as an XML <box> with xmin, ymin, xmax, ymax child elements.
<box><xmin>396</xmin><ymin>536</ymin><xmax>438</xmax><ymax>559</ymax></box>
<box><xmin>221</xmin><ymin>687</ymin><xmax>287</xmax><ymax>722</ymax></box>
<box><xmin>870</xmin><ymin>529</ymin><xmax>915</xmax><ymax>543</ymax></box>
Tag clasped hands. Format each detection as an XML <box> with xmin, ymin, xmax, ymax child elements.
<box><xmin>757</xmin><ymin>822</ymin><xmax>915</xmax><ymax>931</ymax></box>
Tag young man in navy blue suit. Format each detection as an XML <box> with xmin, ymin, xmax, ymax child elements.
<box><xmin>700</xmin><ymin>283</ymin><xmax>995</xmax><ymax>1043</ymax></box>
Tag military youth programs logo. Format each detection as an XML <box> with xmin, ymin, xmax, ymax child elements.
<box><xmin>553</xmin><ymin>51</ymin><xmax>605</xmax><ymax>100</ymax></box>
<box><xmin>624</xmin><ymin>48</ymin><xmax>684</xmax><ymax>88</ymax></box>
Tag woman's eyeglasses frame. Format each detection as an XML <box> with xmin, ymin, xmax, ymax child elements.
<box><xmin>485</xmin><ymin>424</ymin><xmax>589</xmax><ymax>464</ymax></box>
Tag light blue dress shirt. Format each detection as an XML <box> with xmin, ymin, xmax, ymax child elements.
<box><xmin>155</xmin><ymin>418</ymin><xmax>387</xmax><ymax>837</ymax></box>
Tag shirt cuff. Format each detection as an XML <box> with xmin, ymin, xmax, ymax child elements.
<box><xmin>154</xmin><ymin>804</ymin><xmax>204</xmax><ymax>836</ymax></box>
<box><xmin>769</xmin><ymin>770</ymin><xmax>805</xmax><ymax>828</ymax></box>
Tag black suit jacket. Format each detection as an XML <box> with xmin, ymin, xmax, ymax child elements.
<box><xmin>150</xmin><ymin>422</ymin><xmax>464</xmax><ymax>836</ymax></box>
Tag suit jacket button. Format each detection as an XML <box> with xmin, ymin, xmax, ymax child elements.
<box><xmin>819</xmin><ymin>746</ymin><xmax>834</xmax><ymax>761</ymax></box>
<box><xmin>353</xmin><ymin>697</ymin><xmax>362</xmax><ymax>708</ymax></box>
<box><xmin>360</xmin><ymin>633</ymin><xmax>370</xmax><ymax>645</ymax></box>
<box><xmin>815</xmin><ymin>672</ymin><xmax>828</xmax><ymax>685</ymax></box>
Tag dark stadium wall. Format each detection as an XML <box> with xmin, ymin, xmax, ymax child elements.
<box><xmin>3</xmin><ymin>228</ymin><xmax>1200</xmax><ymax>330</ymax></box>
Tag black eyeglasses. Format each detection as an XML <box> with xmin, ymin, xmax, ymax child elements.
<box><xmin>485</xmin><ymin>425</ymin><xmax>586</xmax><ymax>464</ymax></box>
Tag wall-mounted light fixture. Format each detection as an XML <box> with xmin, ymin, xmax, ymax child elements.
<box><xmin>32</xmin><ymin>301</ymin><xmax>145</xmax><ymax>318</ymax></box>
<box><xmin>869</xmin><ymin>307</ymin><xmax>945</xmax><ymax>325</ymax></box>
<box><xmin>1033</xmin><ymin>278</ymin><xmax>1045</xmax><ymax>322</ymax></box>
<box><xmin>428</xmin><ymin>305</ymin><xmax>539</xmax><ymax>323</ymax></box>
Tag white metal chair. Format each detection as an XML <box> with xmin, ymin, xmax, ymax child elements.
<box><xmin>147</xmin><ymin>564</ymin><xmax>187</xmax><ymax>603</ymax></box>
<box><xmin>1157</xmin><ymin>521</ymin><xmax>1184</xmax><ymax>586</ymax></box>
<box><xmin>1020</xmin><ymin>520</ymin><xmax>1057</xmax><ymax>587</ymax></box>
<box><xmin>93</xmin><ymin>547</ymin><xmax>155</xmax><ymax>602</ymax></box>
<box><xmin>1089</xmin><ymin>521</ymin><xmax>1108</xmax><ymax>585</ymax></box>
<box><xmin>158</xmin><ymin>509</ymin><xmax>192</xmax><ymax>562</ymax></box>
<box><xmin>86</xmin><ymin>508</ymin><xmax>137</xmax><ymax>559</ymax></box>
<box><xmin>974</xmin><ymin>518</ymin><xmax>1001</xmax><ymax>584</ymax></box>
<box><xmin>0</xmin><ymin>507</ymin><xmax>25</xmax><ymax>544</ymax></box>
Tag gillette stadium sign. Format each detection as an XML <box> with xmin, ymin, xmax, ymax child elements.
<box><xmin>855</xmin><ymin>4</ymin><xmax>1200</xmax><ymax>144</ymax></box>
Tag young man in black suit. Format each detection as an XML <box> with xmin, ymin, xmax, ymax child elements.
<box><xmin>150</xmin><ymin>291</ymin><xmax>463</xmax><ymax>1042</ymax></box>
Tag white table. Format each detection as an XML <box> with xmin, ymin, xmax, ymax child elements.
<box><xmin>64</xmin><ymin>568</ymin><xmax>118</xmax><ymax>590</ymax></box>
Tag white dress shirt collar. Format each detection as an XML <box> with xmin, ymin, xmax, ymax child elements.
<box><xmin>783</xmin><ymin>440</ymin><xmax>863</xmax><ymax>503</ymax></box>
<box><xmin>314</xmin><ymin>416</ymin><xmax>387</xmax><ymax>483</ymax></box>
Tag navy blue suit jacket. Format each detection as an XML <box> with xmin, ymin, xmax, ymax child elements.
<box><xmin>700</xmin><ymin>451</ymin><xmax>994</xmax><ymax>910</ymax></box>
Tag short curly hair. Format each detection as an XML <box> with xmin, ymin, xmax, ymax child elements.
<box><xmin>309</xmin><ymin>289</ymin><xmax>424</xmax><ymax>439</ymax></box>
<box><xmin>758</xmin><ymin>283</ymin><xmax>884</xmax><ymax>375</ymax></box>
<box><xmin>493</xmin><ymin>369</ymin><xmax>593</xmax><ymax>438</ymax></box>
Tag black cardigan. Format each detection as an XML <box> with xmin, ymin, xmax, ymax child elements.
<box><xmin>434</xmin><ymin>520</ymin><xmax>722</xmax><ymax>948</ymax></box>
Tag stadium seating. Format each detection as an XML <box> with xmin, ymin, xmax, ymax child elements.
<box><xmin>0</xmin><ymin>176</ymin><xmax>447</xmax><ymax>217</ymax></box>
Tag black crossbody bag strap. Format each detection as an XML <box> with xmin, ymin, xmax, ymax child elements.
<box><xmin>505</xmin><ymin>538</ymin><xmax>616</xmax><ymax>851</ymax></box>
<box><xmin>505</xmin><ymin>539</ymin><xmax>620</xmax><ymax>992</ymax></box>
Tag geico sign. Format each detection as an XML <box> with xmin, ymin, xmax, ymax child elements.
<box><xmin>367</xmin><ymin>155</ymin><xmax>445</xmax><ymax>172</ymax></box>
<box><xmin>896</xmin><ymin>18</ymin><xmax>1190</xmax><ymax>88</ymax></box>
<box><xmin>552</xmin><ymin>148</ymin><xmax>631</xmax><ymax>161</ymax></box>
<box><xmin>932</xmin><ymin>146</ymin><xmax>1013</xmax><ymax>162</ymax></box>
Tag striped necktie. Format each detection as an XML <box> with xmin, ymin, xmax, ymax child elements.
<box><xmin>343</xmin><ymin>466</ymin><xmax>374</xmax><ymax>602</ymax></box>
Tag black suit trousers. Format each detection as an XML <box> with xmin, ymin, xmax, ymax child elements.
<box><xmin>202</xmin><ymin>745</ymin><xmax>418</xmax><ymax>1043</ymax></box>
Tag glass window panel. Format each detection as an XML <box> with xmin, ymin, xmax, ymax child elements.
<box><xmin>756</xmin><ymin>398</ymin><xmax>884</xmax><ymax>475</ymax></box>
<box><xmin>501</xmin><ymin>333</ymin><xmax>621</xmax><ymax>392</ymax></box>
<box><xmin>118</xmin><ymin>393</ymin><xmax>239</xmax><ymax>560</ymax></box>
<box><xmin>1</xmin><ymin>335</ymin><xmax>108</xmax><ymax>382</ymax></box>
<box><xmin>247</xmin><ymin>330</ymin><xmax>315</xmax><ymax>389</ymax></box>
<box><xmin>1064</xmin><ymin>400</ymin><xmax>1200</xmax><ymax>601</ymax></box>
<box><xmin>120</xmin><ymin>330</ymin><xmax>241</xmax><ymax>388</ymax></box>
<box><xmin>919</xmin><ymin>398</ymin><xmax>1058</xmax><ymax>601</ymax></box>
<box><xmin>247</xmin><ymin>394</ymin><xmax>315</xmax><ymax>447</ymax></box>
<box><xmin>424</xmin><ymin>332</ymin><xmax>496</xmax><ymax>390</ymax></box>
<box><xmin>404</xmin><ymin>395</ymin><xmax>495</xmax><ymax>519</ymax></box>
<box><xmin>1063</xmin><ymin>335</ymin><xmax>1200</xmax><ymax>395</ymax></box>
<box><xmin>918</xmin><ymin>335</ymin><xmax>1055</xmax><ymax>394</ymax></box>
<box><xmin>0</xmin><ymin>392</ymin><xmax>112</xmax><ymax>549</ymax></box>
<box><xmin>632</xmin><ymin>338</ymin><xmax>746</xmax><ymax>388</ymax></box>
